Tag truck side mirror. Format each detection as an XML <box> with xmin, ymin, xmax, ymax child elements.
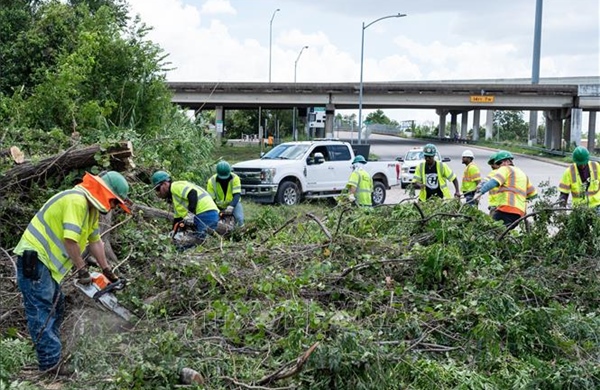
<box><xmin>396</xmin><ymin>157</ymin><xmax>404</xmax><ymax>162</ymax></box>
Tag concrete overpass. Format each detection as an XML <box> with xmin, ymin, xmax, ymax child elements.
<box><xmin>167</xmin><ymin>77</ymin><xmax>600</xmax><ymax>150</ymax></box>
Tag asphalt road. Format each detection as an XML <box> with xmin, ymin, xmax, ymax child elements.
<box><xmin>337</xmin><ymin>131</ymin><xmax>568</xmax><ymax>210</ymax></box>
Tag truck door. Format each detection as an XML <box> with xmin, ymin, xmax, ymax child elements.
<box><xmin>326</xmin><ymin>145</ymin><xmax>353</xmax><ymax>191</ymax></box>
<box><xmin>305</xmin><ymin>145</ymin><xmax>331</xmax><ymax>191</ymax></box>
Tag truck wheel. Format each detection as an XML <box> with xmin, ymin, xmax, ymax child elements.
<box><xmin>276</xmin><ymin>181</ymin><xmax>301</xmax><ymax>205</ymax></box>
<box><xmin>372</xmin><ymin>181</ymin><xmax>386</xmax><ymax>206</ymax></box>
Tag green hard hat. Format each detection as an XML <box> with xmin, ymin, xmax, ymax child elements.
<box><xmin>494</xmin><ymin>150</ymin><xmax>514</xmax><ymax>164</ymax></box>
<box><xmin>352</xmin><ymin>155</ymin><xmax>367</xmax><ymax>164</ymax></box>
<box><xmin>572</xmin><ymin>146</ymin><xmax>590</xmax><ymax>165</ymax></box>
<box><xmin>487</xmin><ymin>152</ymin><xmax>498</xmax><ymax>166</ymax></box>
<box><xmin>100</xmin><ymin>171</ymin><xmax>129</xmax><ymax>199</ymax></box>
<box><xmin>151</xmin><ymin>170</ymin><xmax>171</xmax><ymax>187</ymax></box>
<box><xmin>216</xmin><ymin>161</ymin><xmax>232</xmax><ymax>179</ymax></box>
<box><xmin>423</xmin><ymin>143</ymin><xmax>437</xmax><ymax>156</ymax></box>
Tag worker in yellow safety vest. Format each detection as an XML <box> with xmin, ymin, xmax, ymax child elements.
<box><xmin>478</xmin><ymin>152</ymin><xmax>501</xmax><ymax>216</ymax></box>
<box><xmin>152</xmin><ymin>171</ymin><xmax>220</xmax><ymax>238</ymax></box>
<box><xmin>558</xmin><ymin>146</ymin><xmax>600</xmax><ymax>214</ymax></box>
<box><xmin>346</xmin><ymin>155</ymin><xmax>373</xmax><ymax>206</ymax></box>
<box><xmin>13</xmin><ymin>171</ymin><xmax>131</xmax><ymax>375</ymax></box>
<box><xmin>473</xmin><ymin>150</ymin><xmax>537</xmax><ymax>229</ymax></box>
<box><xmin>207</xmin><ymin>161</ymin><xmax>244</xmax><ymax>226</ymax></box>
<box><xmin>460</xmin><ymin>149</ymin><xmax>481</xmax><ymax>206</ymax></box>
<box><xmin>413</xmin><ymin>143</ymin><xmax>461</xmax><ymax>201</ymax></box>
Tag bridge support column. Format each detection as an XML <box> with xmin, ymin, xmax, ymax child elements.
<box><xmin>544</xmin><ymin>109</ymin><xmax>570</xmax><ymax>150</ymax></box>
<box><xmin>570</xmin><ymin>108</ymin><xmax>583</xmax><ymax>147</ymax></box>
<box><xmin>528</xmin><ymin>110</ymin><xmax>538</xmax><ymax>146</ymax></box>
<box><xmin>472</xmin><ymin>110</ymin><xmax>480</xmax><ymax>141</ymax></box>
<box><xmin>485</xmin><ymin>110</ymin><xmax>494</xmax><ymax>140</ymax></box>
<box><xmin>460</xmin><ymin>111</ymin><xmax>469</xmax><ymax>140</ymax></box>
<box><xmin>588</xmin><ymin>111</ymin><xmax>597</xmax><ymax>152</ymax></box>
<box><xmin>436</xmin><ymin>109</ymin><xmax>448</xmax><ymax>138</ymax></box>
<box><xmin>450</xmin><ymin>111</ymin><xmax>459</xmax><ymax>139</ymax></box>
<box><xmin>215</xmin><ymin>106</ymin><xmax>224</xmax><ymax>143</ymax></box>
<box><xmin>325</xmin><ymin>104</ymin><xmax>335</xmax><ymax>139</ymax></box>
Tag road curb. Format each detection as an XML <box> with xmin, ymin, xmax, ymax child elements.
<box><xmin>467</xmin><ymin>145</ymin><xmax>570</xmax><ymax>168</ymax></box>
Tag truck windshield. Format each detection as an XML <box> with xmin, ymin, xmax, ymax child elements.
<box><xmin>262</xmin><ymin>144</ymin><xmax>310</xmax><ymax>160</ymax></box>
<box><xmin>405</xmin><ymin>151</ymin><xmax>424</xmax><ymax>161</ymax></box>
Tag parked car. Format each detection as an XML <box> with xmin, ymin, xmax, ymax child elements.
<box><xmin>395</xmin><ymin>147</ymin><xmax>451</xmax><ymax>188</ymax></box>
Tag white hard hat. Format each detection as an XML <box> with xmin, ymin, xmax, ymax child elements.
<box><xmin>462</xmin><ymin>150</ymin><xmax>474</xmax><ymax>158</ymax></box>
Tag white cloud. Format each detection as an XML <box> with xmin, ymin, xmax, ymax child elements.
<box><xmin>200</xmin><ymin>0</ymin><xmax>236</xmax><ymax>15</ymax></box>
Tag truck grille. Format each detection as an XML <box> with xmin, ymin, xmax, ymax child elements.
<box><xmin>233</xmin><ymin>168</ymin><xmax>263</xmax><ymax>185</ymax></box>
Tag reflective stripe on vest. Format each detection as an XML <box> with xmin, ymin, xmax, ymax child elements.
<box><xmin>559</xmin><ymin>162</ymin><xmax>600</xmax><ymax>207</ymax></box>
<box><xmin>417</xmin><ymin>162</ymin><xmax>453</xmax><ymax>201</ymax></box>
<box><xmin>171</xmin><ymin>181</ymin><xmax>216</xmax><ymax>218</ymax></box>
<box><xmin>26</xmin><ymin>190</ymin><xmax>88</xmax><ymax>277</ymax></box>
<box><xmin>461</xmin><ymin>163</ymin><xmax>481</xmax><ymax>193</ymax></box>
<box><xmin>208</xmin><ymin>174</ymin><xmax>241</xmax><ymax>209</ymax></box>
<box><xmin>492</xmin><ymin>166</ymin><xmax>529</xmax><ymax>213</ymax></box>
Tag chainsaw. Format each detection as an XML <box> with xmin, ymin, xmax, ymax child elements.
<box><xmin>74</xmin><ymin>271</ymin><xmax>133</xmax><ymax>321</ymax></box>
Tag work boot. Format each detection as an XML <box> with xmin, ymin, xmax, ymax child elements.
<box><xmin>41</xmin><ymin>362</ymin><xmax>75</xmax><ymax>377</ymax></box>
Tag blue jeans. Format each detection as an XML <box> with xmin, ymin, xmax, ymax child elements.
<box><xmin>194</xmin><ymin>210</ymin><xmax>219</xmax><ymax>238</ymax></box>
<box><xmin>464</xmin><ymin>191</ymin><xmax>478</xmax><ymax>207</ymax></box>
<box><xmin>16</xmin><ymin>256</ymin><xmax>65</xmax><ymax>371</ymax></box>
<box><xmin>232</xmin><ymin>203</ymin><xmax>244</xmax><ymax>226</ymax></box>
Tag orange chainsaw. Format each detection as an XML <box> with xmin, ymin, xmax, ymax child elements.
<box><xmin>75</xmin><ymin>272</ymin><xmax>133</xmax><ymax>321</ymax></box>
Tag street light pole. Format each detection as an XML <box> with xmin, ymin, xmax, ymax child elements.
<box><xmin>357</xmin><ymin>13</ymin><xmax>406</xmax><ymax>144</ymax></box>
<box><xmin>293</xmin><ymin>45</ymin><xmax>309</xmax><ymax>141</ymax></box>
<box><xmin>269</xmin><ymin>8</ymin><xmax>280</xmax><ymax>82</ymax></box>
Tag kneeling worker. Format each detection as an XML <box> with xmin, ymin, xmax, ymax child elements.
<box><xmin>207</xmin><ymin>161</ymin><xmax>244</xmax><ymax>226</ymax></box>
<box><xmin>152</xmin><ymin>171</ymin><xmax>220</xmax><ymax>238</ymax></box>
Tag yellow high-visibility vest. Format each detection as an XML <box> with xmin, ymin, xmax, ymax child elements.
<box><xmin>461</xmin><ymin>162</ymin><xmax>481</xmax><ymax>193</ymax></box>
<box><xmin>347</xmin><ymin>167</ymin><xmax>373</xmax><ymax>206</ymax></box>
<box><xmin>558</xmin><ymin>162</ymin><xmax>600</xmax><ymax>208</ymax></box>
<box><xmin>414</xmin><ymin>161</ymin><xmax>456</xmax><ymax>201</ymax></box>
<box><xmin>14</xmin><ymin>189</ymin><xmax>101</xmax><ymax>283</ymax></box>
<box><xmin>207</xmin><ymin>174</ymin><xmax>242</xmax><ymax>209</ymax></box>
<box><xmin>170</xmin><ymin>181</ymin><xmax>219</xmax><ymax>218</ymax></box>
<box><xmin>491</xmin><ymin>166</ymin><xmax>536</xmax><ymax>215</ymax></box>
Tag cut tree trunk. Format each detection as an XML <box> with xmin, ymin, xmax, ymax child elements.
<box><xmin>0</xmin><ymin>146</ymin><xmax>25</xmax><ymax>164</ymax></box>
<box><xmin>0</xmin><ymin>141</ymin><xmax>134</xmax><ymax>195</ymax></box>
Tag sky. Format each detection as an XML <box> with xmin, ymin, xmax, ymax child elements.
<box><xmin>126</xmin><ymin>0</ymin><xmax>600</xmax><ymax>125</ymax></box>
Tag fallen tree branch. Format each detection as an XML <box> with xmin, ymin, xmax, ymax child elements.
<box><xmin>256</xmin><ymin>341</ymin><xmax>319</xmax><ymax>385</ymax></box>
<box><xmin>496</xmin><ymin>207</ymin><xmax>571</xmax><ymax>241</ymax></box>
<box><xmin>0</xmin><ymin>141</ymin><xmax>134</xmax><ymax>195</ymax></box>
<box><xmin>336</xmin><ymin>257</ymin><xmax>414</xmax><ymax>280</ymax></box>
<box><xmin>305</xmin><ymin>213</ymin><xmax>331</xmax><ymax>241</ymax></box>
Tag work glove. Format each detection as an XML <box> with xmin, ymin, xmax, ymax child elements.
<box><xmin>348</xmin><ymin>194</ymin><xmax>356</xmax><ymax>203</ymax></box>
<box><xmin>77</xmin><ymin>268</ymin><xmax>92</xmax><ymax>285</ymax></box>
<box><xmin>224</xmin><ymin>205</ymin><xmax>234</xmax><ymax>215</ymax></box>
<box><xmin>454</xmin><ymin>192</ymin><xmax>462</xmax><ymax>199</ymax></box>
<box><xmin>184</xmin><ymin>214</ymin><xmax>195</xmax><ymax>226</ymax></box>
<box><xmin>102</xmin><ymin>268</ymin><xmax>119</xmax><ymax>283</ymax></box>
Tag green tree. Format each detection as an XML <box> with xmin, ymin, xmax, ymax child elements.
<box><xmin>493</xmin><ymin>110</ymin><xmax>528</xmax><ymax>142</ymax></box>
<box><xmin>0</xmin><ymin>1</ymin><xmax>172</xmax><ymax>139</ymax></box>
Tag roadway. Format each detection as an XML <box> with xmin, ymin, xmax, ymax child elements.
<box><xmin>336</xmin><ymin>132</ymin><xmax>567</xmax><ymax>210</ymax></box>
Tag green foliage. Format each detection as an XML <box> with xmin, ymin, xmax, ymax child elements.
<box><xmin>0</xmin><ymin>337</ymin><xmax>35</xmax><ymax>388</ymax></box>
<box><xmin>494</xmin><ymin>110</ymin><xmax>529</xmax><ymax>142</ymax></box>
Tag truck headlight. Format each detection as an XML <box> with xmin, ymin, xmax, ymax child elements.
<box><xmin>260</xmin><ymin>168</ymin><xmax>276</xmax><ymax>183</ymax></box>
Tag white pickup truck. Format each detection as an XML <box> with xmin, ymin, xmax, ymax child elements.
<box><xmin>232</xmin><ymin>140</ymin><xmax>400</xmax><ymax>206</ymax></box>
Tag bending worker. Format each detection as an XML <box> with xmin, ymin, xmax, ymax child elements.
<box><xmin>558</xmin><ymin>146</ymin><xmax>600</xmax><ymax>214</ymax></box>
<box><xmin>413</xmin><ymin>143</ymin><xmax>461</xmax><ymax>201</ymax></box>
<box><xmin>460</xmin><ymin>150</ymin><xmax>481</xmax><ymax>205</ymax></box>
<box><xmin>473</xmin><ymin>150</ymin><xmax>537</xmax><ymax>228</ymax></box>
<box><xmin>207</xmin><ymin>161</ymin><xmax>244</xmax><ymax>226</ymax></box>
<box><xmin>152</xmin><ymin>171</ymin><xmax>220</xmax><ymax>238</ymax></box>
<box><xmin>13</xmin><ymin>171</ymin><xmax>130</xmax><ymax>375</ymax></box>
<box><xmin>346</xmin><ymin>155</ymin><xmax>373</xmax><ymax>206</ymax></box>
